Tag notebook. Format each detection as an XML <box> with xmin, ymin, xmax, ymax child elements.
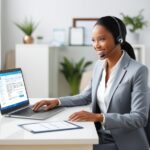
<box><xmin>0</xmin><ymin>68</ymin><xmax>64</xmax><ymax>120</ymax></box>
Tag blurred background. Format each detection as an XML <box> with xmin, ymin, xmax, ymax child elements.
<box><xmin>0</xmin><ymin>0</ymin><xmax>150</xmax><ymax>98</ymax></box>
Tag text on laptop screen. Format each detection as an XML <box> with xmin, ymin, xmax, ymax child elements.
<box><xmin>0</xmin><ymin>70</ymin><xmax>28</xmax><ymax>110</ymax></box>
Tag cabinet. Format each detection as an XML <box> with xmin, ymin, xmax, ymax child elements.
<box><xmin>16</xmin><ymin>44</ymin><xmax>58</xmax><ymax>98</ymax></box>
<box><xmin>133</xmin><ymin>45</ymin><xmax>145</xmax><ymax>64</ymax></box>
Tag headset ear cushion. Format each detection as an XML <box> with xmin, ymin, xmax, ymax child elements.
<box><xmin>117</xmin><ymin>36</ymin><xmax>123</xmax><ymax>44</ymax></box>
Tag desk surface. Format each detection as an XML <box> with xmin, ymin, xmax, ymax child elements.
<box><xmin>0</xmin><ymin>98</ymin><xmax>99</xmax><ymax>145</ymax></box>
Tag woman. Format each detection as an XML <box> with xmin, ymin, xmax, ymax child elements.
<box><xmin>32</xmin><ymin>16</ymin><xmax>149</xmax><ymax>150</ymax></box>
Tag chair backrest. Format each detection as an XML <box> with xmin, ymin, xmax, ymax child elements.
<box><xmin>79</xmin><ymin>71</ymin><xmax>92</xmax><ymax>92</ymax></box>
<box><xmin>5</xmin><ymin>50</ymin><xmax>15</xmax><ymax>69</ymax></box>
<box><xmin>144</xmin><ymin>89</ymin><xmax>150</xmax><ymax>146</ymax></box>
<box><xmin>144</xmin><ymin>110</ymin><xmax>150</xmax><ymax>146</ymax></box>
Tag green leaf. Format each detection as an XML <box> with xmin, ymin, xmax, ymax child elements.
<box><xmin>83</xmin><ymin>61</ymin><xmax>92</xmax><ymax>69</ymax></box>
<box><xmin>76</xmin><ymin>58</ymin><xmax>85</xmax><ymax>71</ymax></box>
<box><xmin>14</xmin><ymin>18</ymin><xmax>39</xmax><ymax>35</ymax></box>
<box><xmin>120</xmin><ymin>9</ymin><xmax>147</xmax><ymax>33</ymax></box>
<box><xmin>60</xmin><ymin>57</ymin><xmax>92</xmax><ymax>95</ymax></box>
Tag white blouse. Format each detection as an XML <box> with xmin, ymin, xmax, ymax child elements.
<box><xmin>97</xmin><ymin>51</ymin><xmax>125</xmax><ymax>127</ymax></box>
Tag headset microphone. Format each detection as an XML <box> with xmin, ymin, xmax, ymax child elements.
<box><xmin>100</xmin><ymin>54</ymin><xmax>105</xmax><ymax>58</ymax></box>
<box><xmin>98</xmin><ymin>44</ymin><xmax>118</xmax><ymax>60</ymax></box>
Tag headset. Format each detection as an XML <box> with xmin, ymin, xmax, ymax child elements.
<box><xmin>110</xmin><ymin>16</ymin><xmax>123</xmax><ymax>44</ymax></box>
<box><xmin>97</xmin><ymin>16</ymin><xmax>124</xmax><ymax>59</ymax></box>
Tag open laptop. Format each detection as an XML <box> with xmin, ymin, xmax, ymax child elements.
<box><xmin>0</xmin><ymin>68</ymin><xmax>65</xmax><ymax>120</ymax></box>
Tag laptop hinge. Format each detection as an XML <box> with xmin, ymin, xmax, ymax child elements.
<box><xmin>7</xmin><ymin>105</ymin><xmax>31</xmax><ymax>115</ymax></box>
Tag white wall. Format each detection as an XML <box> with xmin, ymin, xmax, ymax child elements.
<box><xmin>1</xmin><ymin>0</ymin><xmax>150</xmax><ymax>80</ymax></box>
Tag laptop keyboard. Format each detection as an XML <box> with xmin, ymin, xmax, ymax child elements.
<box><xmin>11</xmin><ymin>107</ymin><xmax>36</xmax><ymax>116</ymax></box>
<box><xmin>10</xmin><ymin>106</ymin><xmax>65</xmax><ymax>119</ymax></box>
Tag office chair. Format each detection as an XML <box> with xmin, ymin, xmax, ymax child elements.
<box><xmin>144</xmin><ymin>89</ymin><xmax>150</xmax><ymax>146</ymax></box>
<box><xmin>145</xmin><ymin>109</ymin><xmax>150</xmax><ymax>146</ymax></box>
<box><xmin>79</xmin><ymin>71</ymin><xmax>92</xmax><ymax>92</ymax></box>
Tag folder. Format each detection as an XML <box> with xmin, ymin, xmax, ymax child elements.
<box><xmin>19</xmin><ymin>120</ymin><xmax>83</xmax><ymax>133</ymax></box>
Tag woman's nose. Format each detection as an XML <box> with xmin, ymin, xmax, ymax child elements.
<box><xmin>94</xmin><ymin>41</ymin><xmax>101</xmax><ymax>50</ymax></box>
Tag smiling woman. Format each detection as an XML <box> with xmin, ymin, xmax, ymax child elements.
<box><xmin>31</xmin><ymin>16</ymin><xmax>150</xmax><ymax>150</ymax></box>
<box><xmin>92</xmin><ymin>25</ymin><xmax>121</xmax><ymax>61</ymax></box>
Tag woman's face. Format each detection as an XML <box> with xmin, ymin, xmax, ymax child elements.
<box><xmin>92</xmin><ymin>25</ymin><xmax>117</xmax><ymax>60</ymax></box>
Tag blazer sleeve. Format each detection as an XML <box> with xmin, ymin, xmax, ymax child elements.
<box><xmin>58</xmin><ymin>60</ymin><xmax>101</xmax><ymax>107</ymax></box>
<box><xmin>104</xmin><ymin>65</ymin><xmax>150</xmax><ymax>130</ymax></box>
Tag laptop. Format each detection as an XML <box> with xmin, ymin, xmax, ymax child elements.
<box><xmin>0</xmin><ymin>68</ymin><xmax>65</xmax><ymax>120</ymax></box>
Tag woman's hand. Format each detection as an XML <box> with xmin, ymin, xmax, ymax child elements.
<box><xmin>69</xmin><ymin>110</ymin><xmax>103</xmax><ymax>122</ymax></box>
<box><xmin>32</xmin><ymin>99</ymin><xmax>59</xmax><ymax>111</ymax></box>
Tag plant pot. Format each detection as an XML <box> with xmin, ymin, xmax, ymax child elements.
<box><xmin>23</xmin><ymin>35</ymin><xmax>34</xmax><ymax>44</ymax></box>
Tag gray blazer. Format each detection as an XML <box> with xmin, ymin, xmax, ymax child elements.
<box><xmin>59</xmin><ymin>51</ymin><xmax>149</xmax><ymax>150</ymax></box>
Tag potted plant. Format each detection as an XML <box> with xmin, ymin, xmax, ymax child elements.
<box><xmin>60</xmin><ymin>57</ymin><xmax>92</xmax><ymax>95</ymax></box>
<box><xmin>14</xmin><ymin>18</ymin><xmax>39</xmax><ymax>44</ymax></box>
<box><xmin>120</xmin><ymin>9</ymin><xmax>147</xmax><ymax>33</ymax></box>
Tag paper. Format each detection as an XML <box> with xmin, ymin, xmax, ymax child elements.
<box><xmin>19</xmin><ymin>121</ymin><xmax>83</xmax><ymax>133</ymax></box>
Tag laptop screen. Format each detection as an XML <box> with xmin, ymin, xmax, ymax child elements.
<box><xmin>0</xmin><ymin>68</ymin><xmax>29</xmax><ymax>114</ymax></box>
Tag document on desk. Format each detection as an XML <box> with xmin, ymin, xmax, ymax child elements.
<box><xmin>19</xmin><ymin>121</ymin><xmax>83</xmax><ymax>133</ymax></box>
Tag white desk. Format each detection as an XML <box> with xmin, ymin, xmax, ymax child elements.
<box><xmin>0</xmin><ymin>99</ymin><xmax>99</xmax><ymax>150</ymax></box>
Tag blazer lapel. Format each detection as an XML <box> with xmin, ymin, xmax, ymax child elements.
<box><xmin>106</xmin><ymin>52</ymin><xmax>131</xmax><ymax>112</ymax></box>
<box><xmin>92</xmin><ymin>61</ymin><xmax>105</xmax><ymax>113</ymax></box>
<box><xmin>106</xmin><ymin>69</ymin><xmax>127</xmax><ymax>111</ymax></box>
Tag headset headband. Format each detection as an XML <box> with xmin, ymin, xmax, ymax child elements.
<box><xmin>111</xmin><ymin>16</ymin><xmax>123</xmax><ymax>44</ymax></box>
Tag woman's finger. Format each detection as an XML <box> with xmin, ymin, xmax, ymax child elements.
<box><xmin>32</xmin><ymin>101</ymin><xmax>46</xmax><ymax>111</ymax></box>
<box><xmin>69</xmin><ymin>112</ymin><xmax>80</xmax><ymax>120</ymax></box>
<box><xmin>32</xmin><ymin>101</ymin><xmax>40</xmax><ymax>108</ymax></box>
<box><xmin>44</xmin><ymin>103</ymin><xmax>54</xmax><ymax>111</ymax></box>
<box><xmin>69</xmin><ymin>115</ymin><xmax>81</xmax><ymax>121</ymax></box>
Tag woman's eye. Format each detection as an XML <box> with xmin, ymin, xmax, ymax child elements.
<box><xmin>99</xmin><ymin>38</ymin><xmax>105</xmax><ymax>41</ymax></box>
<box><xmin>91</xmin><ymin>37</ymin><xmax>105</xmax><ymax>42</ymax></box>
